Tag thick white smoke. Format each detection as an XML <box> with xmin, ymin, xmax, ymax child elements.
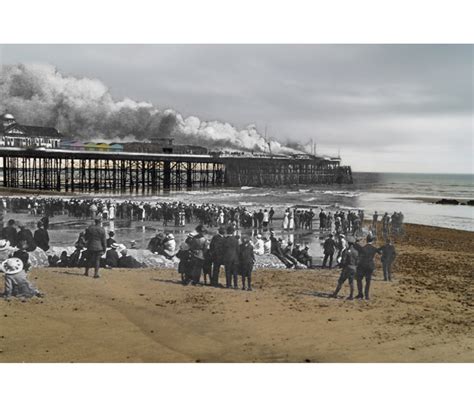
<box><xmin>0</xmin><ymin>63</ymin><xmax>300</xmax><ymax>155</ymax></box>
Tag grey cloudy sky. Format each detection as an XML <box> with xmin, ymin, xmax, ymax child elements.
<box><xmin>0</xmin><ymin>44</ymin><xmax>472</xmax><ymax>173</ymax></box>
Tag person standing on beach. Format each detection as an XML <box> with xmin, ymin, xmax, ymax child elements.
<box><xmin>380</xmin><ymin>239</ymin><xmax>396</xmax><ymax>281</ymax></box>
<box><xmin>84</xmin><ymin>219</ymin><xmax>107</xmax><ymax>278</ymax></box>
<box><xmin>209</xmin><ymin>226</ymin><xmax>226</xmax><ymax>286</ymax></box>
<box><xmin>372</xmin><ymin>211</ymin><xmax>379</xmax><ymax>236</ymax></box>
<box><xmin>269</xmin><ymin>207</ymin><xmax>275</xmax><ymax>224</ymax></box>
<box><xmin>239</xmin><ymin>236</ymin><xmax>255</xmax><ymax>291</ymax></box>
<box><xmin>332</xmin><ymin>236</ymin><xmax>358</xmax><ymax>300</ymax></box>
<box><xmin>222</xmin><ymin>226</ymin><xmax>240</xmax><ymax>289</ymax></box>
<box><xmin>322</xmin><ymin>234</ymin><xmax>336</xmax><ymax>268</ymax></box>
<box><xmin>188</xmin><ymin>225</ymin><xmax>208</xmax><ymax>286</ymax></box>
<box><xmin>353</xmin><ymin>236</ymin><xmax>381</xmax><ymax>300</ymax></box>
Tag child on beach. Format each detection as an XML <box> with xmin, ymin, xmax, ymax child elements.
<box><xmin>1</xmin><ymin>257</ymin><xmax>42</xmax><ymax>299</ymax></box>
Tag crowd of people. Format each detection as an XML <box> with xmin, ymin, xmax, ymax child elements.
<box><xmin>1</xmin><ymin>196</ymin><xmax>401</xmax><ymax>300</ymax></box>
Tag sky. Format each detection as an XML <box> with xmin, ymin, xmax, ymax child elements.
<box><xmin>0</xmin><ymin>44</ymin><xmax>472</xmax><ymax>173</ymax></box>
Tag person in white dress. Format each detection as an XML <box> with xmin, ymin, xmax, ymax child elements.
<box><xmin>282</xmin><ymin>210</ymin><xmax>289</xmax><ymax>230</ymax></box>
<box><xmin>109</xmin><ymin>204</ymin><xmax>115</xmax><ymax>220</ymax></box>
<box><xmin>253</xmin><ymin>234</ymin><xmax>265</xmax><ymax>255</ymax></box>
<box><xmin>288</xmin><ymin>209</ymin><xmax>295</xmax><ymax>230</ymax></box>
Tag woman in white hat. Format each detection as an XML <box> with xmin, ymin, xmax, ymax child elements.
<box><xmin>1</xmin><ymin>257</ymin><xmax>42</xmax><ymax>299</ymax></box>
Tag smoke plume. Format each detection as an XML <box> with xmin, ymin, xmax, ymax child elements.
<box><xmin>0</xmin><ymin>63</ymin><xmax>300</xmax><ymax>154</ymax></box>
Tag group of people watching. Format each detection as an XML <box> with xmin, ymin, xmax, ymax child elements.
<box><xmin>1</xmin><ymin>196</ymin><xmax>399</xmax><ymax>301</ymax></box>
<box><xmin>175</xmin><ymin>225</ymin><xmax>255</xmax><ymax>290</ymax></box>
<box><xmin>281</xmin><ymin>208</ymin><xmax>315</xmax><ymax>230</ymax></box>
<box><xmin>331</xmin><ymin>235</ymin><xmax>397</xmax><ymax>300</ymax></box>
<box><xmin>48</xmin><ymin>220</ymin><xmax>145</xmax><ymax>278</ymax></box>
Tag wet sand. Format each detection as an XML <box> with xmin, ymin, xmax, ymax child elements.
<box><xmin>0</xmin><ymin>223</ymin><xmax>473</xmax><ymax>362</ymax></box>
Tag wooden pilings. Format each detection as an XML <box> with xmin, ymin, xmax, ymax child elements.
<box><xmin>0</xmin><ymin>154</ymin><xmax>225</xmax><ymax>192</ymax></box>
<box><xmin>0</xmin><ymin>149</ymin><xmax>352</xmax><ymax>192</ymax></box>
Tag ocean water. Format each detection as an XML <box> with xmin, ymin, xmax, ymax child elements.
<box><xmin>107</xmin><ymin>172</ymin><xmax>472</xmax><ymax>232</ymax></box>
<box><xmin>2</xmin><ymin>172</ymin><xmax>473</xmax><ymax>232</ymax></box>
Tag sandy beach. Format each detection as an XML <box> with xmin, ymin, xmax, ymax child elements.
<box><xmin>0</xmin><ymin>223</ymin><xmax>472</xmax><ymax>362</ymax></box>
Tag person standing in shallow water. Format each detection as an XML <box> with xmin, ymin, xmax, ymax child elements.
<box><xmin>84</xmin><ymin>218</ymin><xmax>106</xmax><ymax>279</ymax></box>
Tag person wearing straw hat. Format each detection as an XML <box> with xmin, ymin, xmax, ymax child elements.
<box><xmin>1</xmin><ymin>257</ymin><xmax>42</xmax><ymax>299</ymax></box>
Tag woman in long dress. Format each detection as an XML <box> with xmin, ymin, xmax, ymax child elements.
<box><xmin>288</xmin><ymin>209</ymin><xmax>295</xmax><ymax>230</ymax></box>
<box><xmin>109</xmin><ymin>204</ymin><xmax>115</xmax><ymax>220</ymax></box>
<box><xmin>282</xmin><ymin>210</ymin><xmax>289</xmax><ymax>230</ymax></box>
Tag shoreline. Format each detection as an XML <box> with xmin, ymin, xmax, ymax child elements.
<box><xmin>1</xmin><ymin>222</ymin><xmax>473</xmax><ymax>362</ymax></box>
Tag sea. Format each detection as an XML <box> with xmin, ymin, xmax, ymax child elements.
<box><xmin>2</xmin><ymin>171</ymin><xmax>472</xmax><ymax>260</ymax></box>
<box><xmin>65</xmin><ymin>171</ymin><xmax>473</xmax><ymax>232</ymax></box>
<box><xmin>2</xmin><ymin>172</ymin><xmax>473</xmax><ymax>233</ymax></box>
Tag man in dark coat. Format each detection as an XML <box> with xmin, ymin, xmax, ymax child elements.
<box><xmin>380</xmin><ymin>239</ymin><xmax>396</xmax><ymax>281</ymax></box>
<box><xmin>84</xmin><ymin>219</ymin><xmax>106</xmax><ymax>278</ymax></box>
<box><xmin>332</xmin><ymin>237</ymin><xmax>359</xmax><ymax>300</ymax></box>
<box><xmin>322</xmin><ymin>234</ymin><xmax>336</xmax><ymax>268</ymax></box>
<box><xmin>239</xmin><ymin>236</ymin><xmax>255</xmax><ymax>291</ymax></box>
<box><xmin>188</xmin><ymin>225</ymin><xmax>208</xmax><ymax>285</ymax></box>
<box><xmin>209</xmin><ymin>226</ymin><xmax>226</xmax><ymax>287</ymax></box>
<box><xmin>34</xmin><ymin>221</ymin><xmax>50</xmax><ymax>252</ymax></box>
<box><xmin>222</xmin><ymin>226</ymin><xmax>240</xmax><ymax>288</ymax></box>
<box><xmin>354</xmin><ymin>236</ymin><xmax>381</xmax><ymax>300</ymax></box>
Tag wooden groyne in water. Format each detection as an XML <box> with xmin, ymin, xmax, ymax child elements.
<box><xmin>0</xmin><ymin>147</ymin><xmax>352</xmax><ymax>192</ymax></box>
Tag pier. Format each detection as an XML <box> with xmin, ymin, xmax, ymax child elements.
<box><xmin>0</xmin><ymin>147</ymin><xmax>352</xmax><ymax>192</ymax></box>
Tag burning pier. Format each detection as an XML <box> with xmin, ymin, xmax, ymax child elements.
<box><xmin>0</xmin><ymin>148</ymin><xmax>352</xmax><ymax>192</ymax></box>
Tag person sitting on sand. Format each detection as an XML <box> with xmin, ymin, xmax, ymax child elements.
<box><xmin>282</xmin><ymin>241</ymin><xmax>299</xmax><ymax>268</ymax></box>
<box><xmin>148</xmin><ymin>232</ymin><xmax>165</xmax><ymax>254</ymax></box>
<box><xmin>118</xmin><ymin>249</ymin><xmax>144</xmax><ymax>268</ymax></box>
<box><xmin>263</xmin><ymin>236</ymin><xmax>271</xmax><ymax>254</ymax></box>
<box><xmin>106</xmin><ymin>231</ymin><xmax>116</xmax><ymax>248</ymax></box>
<box><xmin>1</xmin><ymin>257</ymin><xmax>42</xmax><ymax>299</ymax></box>
<box><xmin>269</xmin><ymin>232</ymin><xmax>294</xmax><ymax>269</ymax></box>
<box><xmin>57</xmin><ymin>251</ymin><xmax>70</xmax><ymax>267</ymax></box>
<box><xmin>17</xmin><ymin>224</ymin><xmax>37</xmax><ymax>252</ymax></box>
<box><xmin>12</xmin><ymin>240</ymin><xmax>31</xmax><ymax>273</ymax></box>
<box><xmin>253</xmin><ymin>234</ymin><xmax>265</xmax><ymax>255</ymax></box>
<box><xmin>34</xmin><ymin>221</ymin><xmax>50</xmax><ymax>252</ymax></box>
<box><xmin>293</xmin><ymin>244</ymin><xmax>313</xmax><ymax>268</ymax></box>
<box><xmin>105</xmin><ymin>243</ymin><xmax>120</xmax><ymax>268</ymax></box>
<box><xmin>162</xmin><ymin>233</ymin><xmax>177</xmax><ymax>259</ymax></box>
